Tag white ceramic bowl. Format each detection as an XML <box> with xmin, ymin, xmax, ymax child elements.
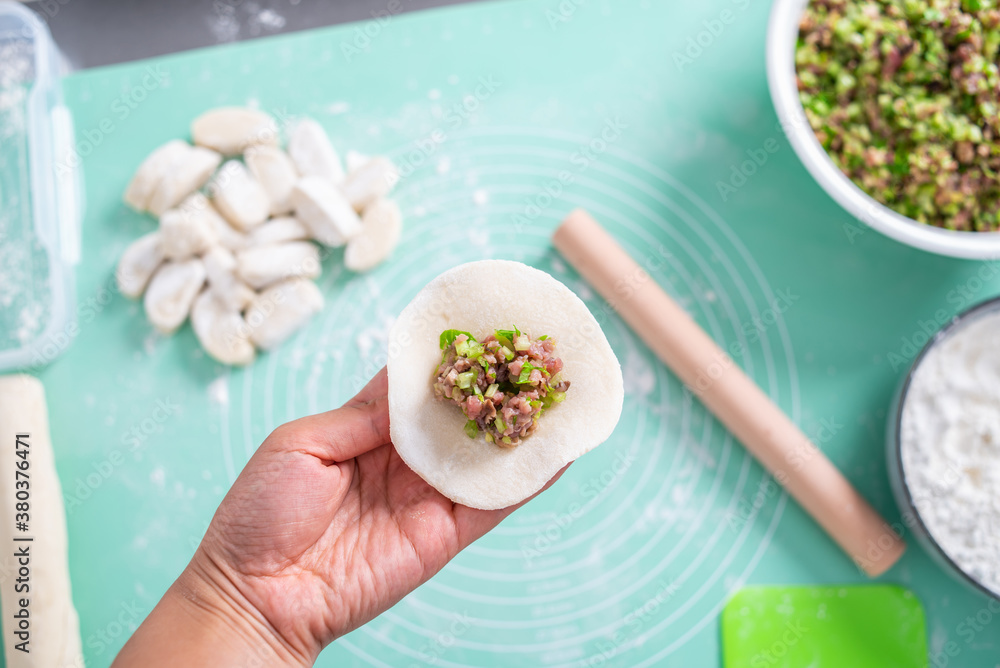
<box><xmin>766</xmin><ymin>0</ymin><xmax>1000</xmax><ymax>259</ymax></box>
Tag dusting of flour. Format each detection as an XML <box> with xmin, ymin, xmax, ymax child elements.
<box><xmin>901</xmin><ymin>312</ymin><xmax>1000</xmax><ymax>595</ymax></box>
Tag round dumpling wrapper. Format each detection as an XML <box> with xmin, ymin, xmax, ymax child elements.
<box><xmin>387</xmin><ymin>260</ymin><xmax>624</xmax><ymax>510</ymax></box>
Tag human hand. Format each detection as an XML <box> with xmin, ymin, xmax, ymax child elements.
<box><xmin>115</xmin><ymin>368</ymin><xmax>565</xmax><ymax>667</ymax></box>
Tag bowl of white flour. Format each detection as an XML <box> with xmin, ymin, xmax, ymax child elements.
<box><xmin>889</xmin><ymin>298</ymin><xmax>1000</xmax><ymax>600</ymax></box>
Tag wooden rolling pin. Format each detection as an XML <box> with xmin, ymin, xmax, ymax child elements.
<box><xmin>553</xmin><ymin>209</ymin><xmax>905</xmax><ymax>577</ymax></box>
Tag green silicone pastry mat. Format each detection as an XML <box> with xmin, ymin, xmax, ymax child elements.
<box><xmin>32</xmin><ymin>0</ymin><xmax>1000</xmax><ymax>666</ymax></box>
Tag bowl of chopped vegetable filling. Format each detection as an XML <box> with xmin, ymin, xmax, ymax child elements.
<box><xmin>767</xmin><ymin>0</ymin><xmax>1000</xmax><ymax>258</ymax></box>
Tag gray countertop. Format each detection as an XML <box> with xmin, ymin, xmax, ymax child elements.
<box><xmin>34</xmin><ymin>0</ymin><xmax>484</xmax><ymax>70</ymax></box>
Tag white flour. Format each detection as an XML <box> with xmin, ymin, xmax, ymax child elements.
<box><xmin>901</xmin><ymin>312</ymin><xmax>1000</xmax><ymax>595</ymax></box>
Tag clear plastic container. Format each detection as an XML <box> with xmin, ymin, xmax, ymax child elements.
<box><xmin>0</xmin><ymin>1</ymin><xmax>81</xmax><ymax>371</ymax></box>
<box><xmin>887</xmin><ymin>297</ymin><xmax>1000</xmax><ymax>601</ymax></box>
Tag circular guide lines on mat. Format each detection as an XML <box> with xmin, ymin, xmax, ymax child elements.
<box><xmin>216</xmin><ymin>127</ymin><xmax>796</xmax><ymax>666</ymax></box>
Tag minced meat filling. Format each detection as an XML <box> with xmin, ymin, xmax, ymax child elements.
<box><xmin>433</xmin><ymin>328</ymin><xmax>570</xmax><ymax>448</ymax></box>
<box><xmin>797</xmin><ymin>0</ymin><xmax>1000</xmax><ymax>231</ymax></box>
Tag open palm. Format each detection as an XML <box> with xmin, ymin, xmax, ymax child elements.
<box><xmin>190</xmin><ymin>368</ymin><xmax>562</xmax><ymax>663</ymax></box>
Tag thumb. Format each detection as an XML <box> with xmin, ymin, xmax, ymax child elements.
<box><xmin>282</xmin><ymin>369</ymin><xmax>390</xmax><ymax>463</ymax></box>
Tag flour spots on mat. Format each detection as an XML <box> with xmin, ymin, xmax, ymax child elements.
<box><xmin>208</xmin><ymin>376</ymin><xmax>229</xmax><ymax>406</ymax></box>
<box><xmin>326</xmin><ymin>101</ymin><xmax>350</xmax><ymax>115</ymax></box>
<box><xmin>622</xmin><ymin>348</ymin><xmax>656</xmax><ymax>399</ymax></box>
<box><xmin>355</xmin><ymin>314</ymin><xmax>395</xmax><ymax>361</ymax></box>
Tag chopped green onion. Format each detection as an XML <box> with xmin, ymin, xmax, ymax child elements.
<box><xmin>518</xmin><ymin>363</ymin><xmax>535</xmax><ymax>384</ymax></box>
<box><xmin>440</xmin><ymin>329</ymin><xmax>474</xmax><ymax>350</ymax></box>
<box><xmin>494</xmin><ymin>415</ymin><xmax>506</xmax><ymax>433</ymax></box>
<box><xmin>529</xmin><ymin>399</ymin><xmax>542</xmax><ymax>410</ymax></box>
<box><xmin>456</xmin><ymin>371</ymin><xmax>475</xmax><ymax>390</ymax></box>
<box><xmin>466</xmin><ymin>341</ymin><xmax>484</xmax><ymax>359</ymax></box>
<box><xmin>485</xmin><ymin>383</ymin><xmax>499</xmax><ymax>398</ymax></box>
<box><xmin>496</xmin><ymin>327</ymin><xmax>522</xmax><ymax>346</ymax></box>
<box><xmin>514</xmin><ymin>334</ymin><xmax>530</xmax><ymax>351</ymax></box>
<box><xmin>464</xmin><ymin>420</ymin><xmax>479</xmax><ymax>439</ymax></box>
<box><xmin>478</xmin><ymin>357</ymin><xmax>489</xmax><ymax>369</ymax></box>
<box><xmin>500</xmin><ymin>346</ymin><xmax>514</xmax><ymax>361</ymax></box>
<box><xmin>541</xmin><ymin>390</ymin><xmax>566</xmax><ymax>410</ymax></box>
<box><xmin>484</xmin><ymin>433</ymin><xmax>494</xmax><ymax>443</ymax></box>
<box><xmin>455</xmin><ymin>339</ymin><xmax>470</xmax><ymax>356</ymax></box>
<box><xmin>539</xmin><ymin>335</ymin><xmax>549</xmax><ymax>340</ymax></box>
<box><xmin>502</xmin><ymin>436</ymin><xmax>513</xmax><ymax>445</ymax></box>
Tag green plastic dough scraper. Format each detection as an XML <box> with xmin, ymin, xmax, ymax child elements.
<box><xmin>721</xmin><ymin>585</ymin><xmax>928</xmax><ymax>668</ymax></box>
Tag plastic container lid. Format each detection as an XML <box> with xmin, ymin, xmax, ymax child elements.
<box><xmin>0</xmin><ymin>1</ymin><xmax>81</xmax><ymax>372</ymax></box>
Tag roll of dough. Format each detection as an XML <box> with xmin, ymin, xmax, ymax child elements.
<box><xmin>0</xmin><ymin>375</ymin><xmax>82</xmax><ymax>667</ymax></box>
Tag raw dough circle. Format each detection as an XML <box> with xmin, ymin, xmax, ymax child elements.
<box><xmin>387</xmin><ymin>260</ymin><xmax>624</xmax><ymax>509</ymax></box>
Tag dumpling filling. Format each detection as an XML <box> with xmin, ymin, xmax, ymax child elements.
<box><xmin>433</xmin><ymin>328</ymin><xmax>570</xmax><ymax>447</ymax></box>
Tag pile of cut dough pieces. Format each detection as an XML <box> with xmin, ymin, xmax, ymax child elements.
<box><xmin>116</xmin><ymin>107</ymin><xmax>402</xmax><ymax>365</ymax></box>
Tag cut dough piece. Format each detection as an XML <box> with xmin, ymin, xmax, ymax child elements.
<box><xmin>245</xmin><ymin>278</ymin><xmax>324</xmax><ymax>350</ymax></box>
<box><xmin>147</xmin><ymin>145</ymin><xmax>222</xmax><ymax>216</ymax></box>
<box><xmin>236</xmin><ymin>241</ymin><xmax>321</xmax><ymax>290</ymax></box>
<box><xmin>143</xmin><ymin>258</ymin><xmax>207</xmax><ymax>334</ymax></box>
<box><xmin>191</xmin><ymin>107</ymin><xmax>279</xmax><ymax>156</ymax></box>
<box><xmin>344</xmin><ymin>150</ymin><xmax>370</xmax><ymax>174</ymax></box>
<box><xmin>117</xmin><ymin>231</ymin><xmax>165</xmax><ymax>298</ymax></box>
<box><xmin>247</xmin><ymin>216</ymin><xmax>309</xmax><ymax>247</ymax></box>
<box><xmin>202</xmin><ymin>246</ymin><xmax>256</xmax><ymax>311</ymax></box>
<box><xmin>210</xmin><ymin>161</ymin><xmax>271</xmax><ymax>231</ymax></box>
<box><xmin>191</xmin><ymin>290</ymin><xmax>256</xmax><ymax>365</ymax></box>
<box><xmin>0</xmin><ymin>375</ymin><xmax>84</xmax><ymax>668</ymax></box>
<box><xmin>345</xmin><ymin>199</ymin><xmax>402</xmax><ymax>272</ymax></box>
<box><xmin>342</xmin><ymin>156</ymin><xmax>398</xmax><ymax>212</ymax></box>
<box><xmin>291</xmin><ymin>176</ymin><xmax>362</xmax><ymax>247</ymax></box>
<box><xmin>180</xmin><ymin>194</ymin><xmax>249</xmax><ymax>252</ymax></box>
<box><xmin>245</xmin><ymin>144</ymin><xmax>298</xmax><ymax>215</ymax></box>
<box><xmin>287</xmin><ymin>118</ymin><xmax>345</xmax><ymax>183</ymax></box>
<box><xmin>160</xmin><ymin>204</ymin><xmax>219</xmax><ymax>261</ymax></box>
<box><xmin>123</xmin><ymin>139</ymin><xmax>189</xmax><ymax>212</ymax></box>
<box><xmin>387</xmin><ymin>260</ymin><xmax>624</xmax><ymax>510</ymax></box>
